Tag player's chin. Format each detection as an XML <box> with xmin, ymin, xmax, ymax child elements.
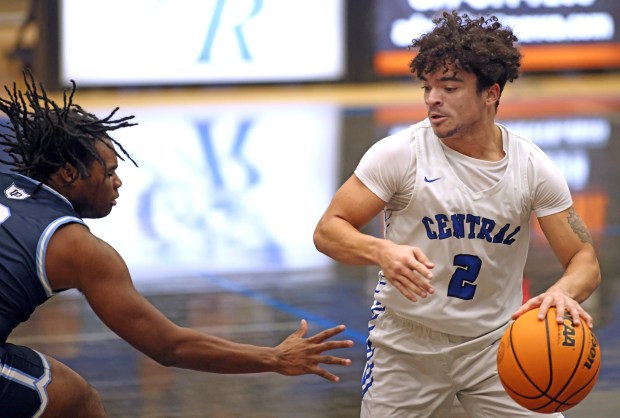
<box><xmin>84</xmin><ymin>205</ymin><xmax>114</xmax><ymax>219</ymax></box>
<box><xmin>432</xmin><ymin>126</ymin><xmax>456</xmax><ymax>139</ymax></box>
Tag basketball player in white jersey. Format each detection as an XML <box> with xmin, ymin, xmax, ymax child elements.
<box><xmin>314</xmin><ymin>11</ymin><xmax>601</xmax><ymax>418</ymax></box>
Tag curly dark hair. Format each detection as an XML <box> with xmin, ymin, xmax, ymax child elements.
<box><xmin>409</xmin><ymin>11</ymin><xmax>521</xmax><ymax>105</ymax></box>
<box><xmin>0</xmin><ymin>70</ymin><xmax>137</xmax><ymax>182</ymax></box>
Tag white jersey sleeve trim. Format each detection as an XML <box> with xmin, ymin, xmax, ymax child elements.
<box><xmin>36</xmin><ymin>216</ymin><xmax>87</xmax><ymax>297</ymax></box>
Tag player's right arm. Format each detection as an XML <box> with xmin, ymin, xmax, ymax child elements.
<box><xmin>313</xmin><ymin>174</ymin><xmax>435</xmax><ymax>301</ymax></box>
<box><xmin>44</xmin><ymin>223</ymin><xmax>353</xmax><ymax>382</ymax></box>
<box><xmin>513</xmin><ymin>207</ymin><xmax>600</xmax><ymax>327</ymax></box>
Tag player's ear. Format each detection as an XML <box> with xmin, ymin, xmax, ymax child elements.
<box><xmin>485</xmin><ymin>83</ymin><xmax>501</xmax><ymax>106</ymax></box>
<box><xmin>59</xmin><ymin>163</ymin><xmax>79</xmax><ymax>183</ymax></box>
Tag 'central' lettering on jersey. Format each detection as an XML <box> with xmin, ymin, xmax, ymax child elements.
<box><xmin>421</xmin><ymin>213</ymin><xmax>520</xmax><ymax>245</ymax></box>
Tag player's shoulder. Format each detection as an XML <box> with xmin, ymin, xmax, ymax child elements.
<box><xmin>1</xmin><ymin>172</ymin><xmax>47</xmax><ymax>199</ymax></box>
<box><xmin>0</xmin><ymin>171</ymin><xmax>25</xmax><ymax>188</ymax></box>
<box><xmin>499</xmin><ymin>123</ymin><xmax>533</xmax><ymax>146</ymax></box>
<box><xmin>410</xmin><ymin>118</ymin><xmax>434</xmax><ymax>138</ymax></box>
<box><xmin>361</xmin><ymin>119</ymin><xmax>433</xmax><ymax>171</ymax></box>
<box><xmin>358</xmin><ymin>124</ymin><xmax>419</xmax><ymax>179</ymax></box>
<box><xmin>375</xmin><ymin>120</ymin><xmax>429</xmax><ymax>149</ymax></box>
<box><xmin>46</xmin><ymin>222</ymin><xmax>99</xmax><ymax>271</ymax></box>
<box><xmin>498</xmin><ymin>123</ymin><xmax>546</xmax><ymax>160</ymax></box>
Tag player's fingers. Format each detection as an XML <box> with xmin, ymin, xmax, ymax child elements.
<box><xmin>294</xmin><ymin>319</ymin><xmax>308</xmax><ymax>338</ymax></box>
<box><xmin>537</xmin><ymin>295</ymin><xmax>556</xmax><ymax>321</ymax></box>
<box><xmin>311</xmin><ymin>355</ymin><xmax>354</xmax><ymax>382</ymax></box>
<box><xmin>512</xmin><ymin>299</ymin><xmax>537</xmax><ymax>319</ymax></box>
<box><xmin>411</xmin><ymin>247</ymin><xmax>435</xmax><ymax>270</ymax></box>
<box><xmin>406</xmin><ymin>269</ymin><xmax>435</xmax><ymax>295</ymax></box>
<box><xmin>582</xmin><ymin>310</ymin><xmax>594</xmax><ymax>329</ymax></box>
<box><xmin>566</xmin><ymin>305</ymin><xmax>582</xmax><ymax>326</ymax></box>
<box><xmin>316</xmin><ymin>354</ymin><xmax>352</xmax><ymax>367</ymax></box>
<box><xmin>512</xmin><ymin>294</ymin><xmax>546</xmax><ymax>320</ymax></box>
<box><xmin>313</xmin><ymin>339</ymin><xmax>354</xmax><ymax>353</ymax></box>
<box><xmin>389</xmin><ymin>264</ymin><xmax>433</xmax><ymax>294</ymax></box>
<box><xmin>306</xmin><ymin>324</ymin><xmax>348</xmax><ymax>343</ymax></box>
<box><xmin>553</xmin><ymin>302</ymin><xmax>567</xmax><ymax>324</ymax></box>
<box><xmin>568</xmin><ymin>304</ymin><xmax>592</xmax><ymax>328</ymax></box>
<box><xmin>390</xmin><ymin>276</ymin><xmax>421</xmax><ymax>301</ymax></box>
<box><xmin>408</xmin><ymin>259</ymin><xmax>434</xmax><ymax>281</ymax></box>
<box><xmin>312</xmin><ymin>366</ymin><xmax>341</xmax><ymax>383</ymax></box>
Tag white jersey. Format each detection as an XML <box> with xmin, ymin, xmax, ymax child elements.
<box><xmin>355</xmin><ymin>118</ymin><xmax>572</xmax><ymax>337</ymax></box>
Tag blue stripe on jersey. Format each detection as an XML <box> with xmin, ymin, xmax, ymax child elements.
<box><xmin>31</xmin><ymin>352</ymin><xmax>51</xmax><ymax>418</ymax></box>
<box><xmin>0</xmin><ymin>349</ymin><xmax>51</xmax><ymax>418</ymax></box>
<box><xmin>36</xmin><ymin>216</ymin><xmax>85</xmax><ymax>297</ymax></box>
<box><xmin>362</xmin><ymin>299</ymin><xmax>384</xmax><ymax>398</ymax></box>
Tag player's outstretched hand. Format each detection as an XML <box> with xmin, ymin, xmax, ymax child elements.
<box><xmin>274</xmin><ymin>319</ymin><xmax>353</xmax><ymax>383</ymax></box>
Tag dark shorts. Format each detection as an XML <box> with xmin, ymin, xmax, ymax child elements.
<box><xmin>0</xmin><ymin>343</ymin><xmax>51</xmax><ymax>418</ymax></box>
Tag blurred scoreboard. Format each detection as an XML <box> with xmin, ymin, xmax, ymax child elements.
<box><xmin>59</xmin><ymin>0</ymin><xmax>346</xmax><ymax>87</ymax></box>
<box><xmin>373</xmin><ymin>0</ymin><xmax>620</xmax><ymax>76</ymax></box>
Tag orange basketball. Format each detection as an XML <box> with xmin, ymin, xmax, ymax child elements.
<box><xmin>497</xmin><ymin>307</ymin><xmax>601</xmax><ymax>413</ymax></box>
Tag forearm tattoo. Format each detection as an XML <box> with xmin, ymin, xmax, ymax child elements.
<box><xmin>567</xmin><ymin>207</ymin><xmax>594</xmax><ymax>245</ymax></box>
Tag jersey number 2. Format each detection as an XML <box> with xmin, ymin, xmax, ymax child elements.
<box><xmin>447</xmin><ymin>254</ymin><xmax>482</xmax><ymax>300</ymax></box>
<box><xmin>0</xmin><ymin>203</ymin><xmax>10</xmax><ymax>224</ymax></box>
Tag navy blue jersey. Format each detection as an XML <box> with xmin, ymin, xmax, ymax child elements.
<box><xmin>0</xmin><ymin>172</ymin><xmax>86</xmax><ymax>342</ymax></box>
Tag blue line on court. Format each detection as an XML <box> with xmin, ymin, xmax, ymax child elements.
<box><xmin>204</xmin><ymin>275</ymin><xmax>367</xmax><ymax>344</ymax></box>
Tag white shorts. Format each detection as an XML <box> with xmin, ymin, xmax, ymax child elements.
<box><xmin>361</xmin><ymin>306</ymin><xmax>564</xmax><ymax>418</ymax></box>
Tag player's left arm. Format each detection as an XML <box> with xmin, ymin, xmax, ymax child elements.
<box><xmin>514</xmin><ymin>206</ymin><xmax>601</xmax><ymax>327</ymax></box>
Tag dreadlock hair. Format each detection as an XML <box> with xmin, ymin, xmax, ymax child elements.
<box><xmin>0</xmin><ymin>70</ymin><xmax>138</xmax><ymax>183</ymax></box>
<box><xmin>409</xmin><ymin>11</ymin><xmax>521</xmax><ymax>109</ymax></box>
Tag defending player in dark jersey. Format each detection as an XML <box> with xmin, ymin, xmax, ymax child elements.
<box><xmin>0</xmin><ymin>72</ymin><xmax>353</xmax><ymax>417</ymax></box>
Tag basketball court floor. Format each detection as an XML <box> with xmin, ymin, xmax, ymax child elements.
<box><xmin>1</xmin><ymin>5</ymin><xmax>620</xmax><ymax>418</ymax></box>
